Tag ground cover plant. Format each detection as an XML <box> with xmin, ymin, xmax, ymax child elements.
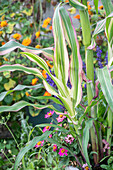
<box><xmin>0</xmin><ymin>0</ymin><xmax>113</xmax><ymax>169</ymax></box>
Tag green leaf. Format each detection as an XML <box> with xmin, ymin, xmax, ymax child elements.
<box><xmin>22</xmin><ymin>6</ymin><xmax>33</xmax><ymax>16</ymax></box>
<box><xmin>69</xmin><ymin>0</ymin><xmax>87</xmax><ymax>10</ymax></box>
<box><xmin>82</xmin><ymin>119</ymin><xmax>93</xmax><ymax>169</ymax></box>
<box><xmin>0</xmin><ymin>100</ymin><xmax>62</xmax><ymax>114</ymax></box>
<box><xmin>97</xmin><ymin>66</ymin><xmax>113</xmax><ymax>112</ymax></box>
<box><xmin>14</xmin><ymin>131</ymin><xmax>52</xmax><ymax>170</ymax></box>
<box><xmin>94</xmin><ymin>0</ymin><xmax>98</xmax><ymax>14</ymax></box>
<box><xmin>26</xmin><ymin>162</ymin><xmax>35</xmax><ymax>170</ymax></box>
<box><xmin>29</xmin><ymin>96</ymin><xmax>63</xmax><ymax>106</ymax></box>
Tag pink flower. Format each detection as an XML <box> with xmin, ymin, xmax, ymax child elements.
<box><xmin>56</xmin><ymin>114</ymin><xmax>66</xmax><ymax>123</ymax></box>
<box><xmin>82</xmin><ymin>163</ymin><xmax>90</xmax><ymax>170</ymax></box>
<box><xmin>58</xmin><ymin>148</ymin><xmax>68</xmax><ymax>156</ymax></box>
<box><xmin>45</xmin><ymin>110</ymin><xmax>54</xmax><ymax>118</ymax></box>
<box><xmin>49</xmin><ymin>134</ymin><xmax>52</xmax><ymax>138</ymax></box>
<box><xmin>53</xmin><ymin>145</ymin><xmax>57</xmax><ymax>152</ymax></box>
<box><xmin>43</xmin><ymin>125</ymin><xmax>51</xmax><ymax>133</ymax></box>
<box><xmin>35</xmin><ymin>140</ymin><xmax>44</xmax><ymax>148</ymax></box>
<box><xmin>65</xmin><ymin>134</ymin><xmax>74</xmax><ymax>144</ymax></box>
<box><xmin>102</xmin><ymin>139</ymin><xmax>110</xmax><ymax>152</ymax></box>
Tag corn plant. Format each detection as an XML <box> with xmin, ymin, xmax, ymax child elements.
<box><xmin>0</xmin><ymin>0</ymin><xmax>113</xmax><ymax>169</ymax></box>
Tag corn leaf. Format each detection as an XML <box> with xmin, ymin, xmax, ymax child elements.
<box><xmin>82</xmin><ymin>119</ymin><xmax>93</xmax><ymax>169</ymax></box>
<box><xmin>101</xmin><ymin>0</ymin><xmax>113</xmax><ymax>16</ymax></box>
<box><xmin>0</xmin><ymin>64</ymin><xmax>42</xmax><ymax>77</ymax></box>
<box><xmin>53</xmin><ymin>4</ymin><xmax>69</xmax><ymax>85</ymax></box>
<box><xmin>105</xmin><ymin>14</ymin><xmax>113</xmax><ymax>61</ymax></box>
<box><xmin>29</xmin><ymin>96</ymin><xmax>63</xmax><ymax>106</ymax></box>
<box><xmin>69</xmin><ymin>0</ymin><xmax>87</xmax><ymax>10</ymax></box>
<box><xmin>97</xmin><ymin>66</ymin><xmax>113</xmax><ymax>111</ymax></box>
<box><xmin>0</xmin><ymin>100</ymin><xmax>62</xmax><ymax>113</ymax></box>
<box><xmin>0</xmin><ymin>39</ymin><xmax>53</xmax><ymax>61</ymax></box>
<box><xmin>88</xmin><ymin>13</ymin><xmax>113</xmax><ymax>49</ymax></box>
<box><xmin>94</xmin><ymin>0</ymin><xmax>98</xmax><ymax>14</ymax></box>
<box><xmin>0</xmin><ymin>84</ymin><xmax>44</xmax><ymax>101</ymax></box>
<box><xmin>23</xmin><ymin>52</ymin><xmax>70</xmax><ymax>97</ymax></box>
<box><xmin>59</xmin><ymin>7</ymin><xmax>82</xmax><ymax>107</ymax></box>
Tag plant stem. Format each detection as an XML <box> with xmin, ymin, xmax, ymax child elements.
<box><xmin>79</xmin><ymin>8</ymin><xmax>101</xmax><ymax>165</ymax></box>
<box><xmin>4</xmin><ymin>122</ymin><xmax>26</xmax><ymax>169</ymax></box>
<box><xmin>107</xmin><ymin>108</ymin><xmax>112</xmax><ymax>154</ymax></box>
<box><xmin>1</xmin><ymin>150</ymin><xmax>13</xmax><ymax>165</ymax></box>
<box><xmin>4</xmin><ymin>123</ymin><xmax>20</xmax><ymax>150</ymax></box>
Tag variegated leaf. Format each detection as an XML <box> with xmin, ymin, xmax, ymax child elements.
<box><xmin>69</xmin><ymin>0</ymin><xmax>87</xmax><ymax>10</ymax></box>
<box><xmin>101</xmin><ymin>0</ymin><xmax>113</xmax><ymax>16</ymax></box>
<box><xmin>93</xmin><ymin>19</ymin><xmax>106</xmax><ymax>38</ymax></box>
<box><xmin>0</xmin><ymin>64</ymin><xmax>59</xmax><ymax>98</ymax></box>
<box><xmin>59</xmin><ymin>7</ymin><xmax>82</xmax><ymax>107</ymax></box>
<box><xmin>53</xmin><ymin>4</ymin><xmax>69</xmax><ymax>85</ymax></box>
<box><xmin>23</xmin><ymin>52</ymin><xmax>70</xmax><ymax>97</ymax></box>
<box><xmin>0</xmin><ymin>39</ymin><xmax>53</xmax><ymax>61</ymax></box>
<box><xmin>0</xmin><ymin>84</ymin><xmax>44</xmax><ymax>101</ymax></box>
<box><xmin>97</xmin><ymin>66</ymin><xmax>113</xmax><ymax>111</ymax></box>
<box><xmin>88</xmin><ymin>13</ymin><xmax>113</xmax><ymax>50</ymax></box>
<box><xmin>29</xmin><ymin>95</ymin><xmax>63</xmax><ymax>106</ymax></box>
<box><xmin>0</xmin><ymin>64</ymin><xmax>42</xmax><ymax>77</ymax></box>
<box><xmin>105</xmin><ymin>14</ymin><xmax>113</xmax><ymax>61</ymax></box>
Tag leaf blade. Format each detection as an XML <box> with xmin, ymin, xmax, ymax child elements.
<box><xmin>97</xmin><ymin>66</ymin><xmax>113</xmax><ymax>111</ymax></box>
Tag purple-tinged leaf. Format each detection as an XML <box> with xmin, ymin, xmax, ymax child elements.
<box><xmin>59</xmin><ymin>7</ymin><xmax>83</xmax><ymax>107</ymax></box>
<box><xmin>0</xmin><ymin>39</ymin><xmax>53</xmax><ymax>61</ymax></box>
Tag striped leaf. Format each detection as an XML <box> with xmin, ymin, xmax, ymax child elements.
<box><xmin>0</xmin><ymin>64</ymin><xmax>42</xmax><ymax>77</ymax></box>
<box><xmin>82</xmin><ymin>119</ymin><xmax>93</xmax><ymax>169</ymax></box>
<box><xmin>0</xmin><ymin>84</ymin><xmax>44</xmax><ymax>101</ymax></box>
<box><xmin>14</xmin><ymin>131</ymin><xmax>52</xmax><ymax>170</ymax></box>
<box><xmin>53</xmin><ymin>4</ymin><xmax>69</xmax><ymax>85</ymax></box>
<box><xmin>59</xmin><ymin>7</ymin><xmax>82</xmax><ymax>107</ymax></box>
<box><xmin>101</xmin><ymin>0</ymin><xmax>113</xmax><ymax>16</ymax></box>
<box><xmin>105</xmin><ymin>14</ymin><xmax>113</xmax><ymax>61</ymax></box>
<box><xmin>88</xmin><ymin>13</ymin><xmax>113</xmax><ymax>49</ymax></box>
<box><xmin>23</xmin><ymin>52</ymin><xmax>70</xmax><ymax>97</ymax></box>
<box><xmin>29</xmin><ymin>96</ymin><xmax>63</xmax><ymax>106</ymax></box>
<box><xmin>93</xmin><ymin>19</ymin><xmax>106</xmax><ymax>38</ymax></box>
<box><xmin>69</xmin><ymin>0</ymin><xmax>87</xmax><ymax>10</ymax></box>
<box><xmin>0</xmin><ymin>64</ymin><xmax>59</xmax><ymax>97</ymax></box>
<box><xmin>97</xmin><ymin>66</ymin><xmax>113</xmax><ymax>111</ymax></box>
<box><xmin>0</xmin><ymin>100</ymin><xmax>62</xmax><ymax>113</ymax></box>
<box><xmin>0</xmin><ymin>39</ymin><xmax>54</xmax><ymax>61</ymax></box>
